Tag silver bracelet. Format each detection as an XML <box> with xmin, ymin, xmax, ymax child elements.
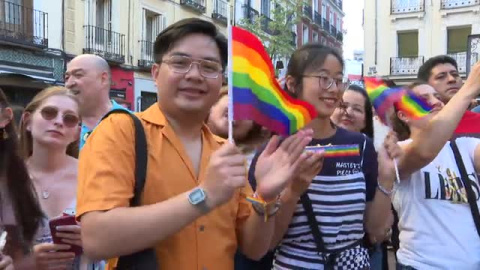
<box><xmin>377</xmin><ymin>182</ymin><xmax>396</xmax><ymax>196</ymax></box>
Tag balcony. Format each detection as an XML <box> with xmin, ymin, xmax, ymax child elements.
<box><xmin>242</xmin><ymin>5</ymin><xmax>259</xmax><ymax>24</ymax></box>
<box><xmin>138</xmin><ymin>40</ymin><xmax>154</xmax><ymax>69</ymax></box>
<box><xmin>441</xmin><ymin>0</ymin><xmax>479</xmax><ymax>9</ymax></box>
<box><xmin>331</xmin><ymin>25</ymin><xmax>337</xmax><ymax>37</ymax></box>
<box><xmin>83</xmin><ymin>25</ymin><xmax>125</xmax><ymax>63</ymax></box>
<box><xmin>337</xmin><ymin>31</ymin><xmax>343</xmax><ymax>42</ymax></box>
<box><xmin>313</xmin><ymin>11</ymin><xmax>322</xmax><ymax>27</ymax></box>
<box><xmin>335</xmin><ymin>0</ymin><xmax>343</xmax><ymax>10</ymax></box>
<box><xmin>212</xmin><ymin>0</ymin><xmax>228</xmax><ymax>25</ymax></box>
<box><xmin>390</xmin><ymin>56</ymin><xmax>424</xmax><ymax>76</ymax></box>
<box><xmin>0</xmin><ymin>0</ymin><xmax>48</xmax><ymax>48</ymax></box>
<box><xmin>391</xmin><ymin>0</ymin><xmax>424</xmax><ymax>13</ymax></box>
<box><xmin>261</xmin><ymin>16</ymin><xmax>279</xmax><ymax>35</ymax></box>
<box><xmin>303</xmin><ymin>5</ymin><xmax>312</xmax><ymax>20</ymax></box>
<box><xmin>322</xmin><ymin>18</ymin><xmax>330</xmax><ymax>33</ymax></box>
<box><xmin>180</xmin><ymin>0</ymin><xmax>206</xmax><ymax>13</ymax></box>
<box><xmin>448</xmin><ymin>52</ymin><xmax>467</xmax><ymax>73</ymax></box>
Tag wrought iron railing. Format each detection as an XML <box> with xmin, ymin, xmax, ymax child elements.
<box><xmin>337</xmin><ymin>31</ymin><xmax>343</xmax><ymax>42</ymax></box>
<box><xmin>303</xmin><ymin>5</ymin><xmax>312</xmax><ymax>20</ymax></box>
<box><xmin>448</xmin><ymin>52</ymin><xmax>467</xmax><ymax>73</ymax></box>
<box><xmin>138</xmin><ymin>40</ymin><xmax>154</xmax><ymax>68</ymax></box>
<box><xmin>212</xmin><ymin>0</ymin><xmax>228</xmax><ymax>25</ymax></box>
<box><xmin>0</xmin><ymin>0</ymin><xmax>48</xmax><ymax>47</ymax></box>
<box><xmin>242</xmin><ymin>5</ymin><xmax>259</xmax><ymax>24</ymax></box>
<box><xmin>322</xmin><ymin>18</ymin><xmax>330</xmax><ymax>33</ymax></box>
<box><xmin>83</xmin><ymin>25</ymin><xmax>125</xmax><ymax>63</ymax></box>
<box><xmin>390</xmin><ymin>56</ymin><xmax>424</xmax><ymax>75</ymax></box>
<box><xmin>314</xmin><ymin>11</ymin><xmax>322</xmax><ymax>27</ymax></box>
<box><xmin>331</xmin><ymin>25</ymin><xmax>337</xmax><ymax>37</ymax></box>
<box><xmin>180</xmin><ymin>0</ymin><xmax>206</xmax><ymax>13</ymax></box>
<box><xmin>391</xmin><ymin>0</ymin><xmax>425</xmax><ymax>13</ymax></box>
<box><xmin>441</xmin><ymin>0</ymin><xmax>479</xmax><ymax>9</ymax></box>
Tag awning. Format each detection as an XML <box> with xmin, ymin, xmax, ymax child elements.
<box><xmin>0</xmin><ymin>71</ymin><xmax>60</xmax><ymax>89</ymax></box>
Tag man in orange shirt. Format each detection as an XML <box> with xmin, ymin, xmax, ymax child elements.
<box><xmin>76</xmin><ymin>18</ymin><xmax>322</xmax><ymax>269</ymax></box>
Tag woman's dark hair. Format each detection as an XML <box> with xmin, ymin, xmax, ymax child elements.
<box><xmin>285</xmin><ymin>43</ymin><xmax>344</xmax><ymax>97</ymax></box>
<box><xmin>390</xmin><ymin>80</ymin><xmax>429</xmax><ymax>141</ymax></box>
<box><xmin>346</xmin><ymin>84</ymin><xmax>375</xmax><ymax>139</ymax></box>
<box><xmin>153</xmin><ymin>18</ymin><xmax>227</xmax><ymax>70</ymax></box>
<box><xmin>0</xmin><ymin>88</ymin><xmax>43</xmax><ymax>244</ymax></box>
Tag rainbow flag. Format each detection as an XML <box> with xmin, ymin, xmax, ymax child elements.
<box><xmin>231</xmin><ymin>26</ymin><xmax>317</xmax><ymax>135</ymax></box>
<box><xmin>395</xmin><ymin>90</ymin><xmax>433</xmax><ymax>119</ymax></box>
<box><xmin>364</xmin><ymin>77</ymin><xmax>404</xmax><ymax>124</ymax></box>
<box><xmin>305</xmin><ymin>144</ymin><xmax>360</xmax><ymax>158</ymax></box>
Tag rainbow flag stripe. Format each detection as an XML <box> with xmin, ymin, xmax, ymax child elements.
<box><xmin>364</xmin><ymin>77</ymin><xmax>404</xmax><ymax>124</ymax></box>
<box><xmin>231</xmin><ymin>26</ymin><xmax>317</xmax><ymax>135</ymax></box>
<box><xmin>395</xmin><ymin>90</ymin><xmax>432</xmax><ymax>119</ymax></box>
<box><xmin>305</xmin><ymin>144</ymin><xmax>360</xmax><ymax>157</ymax></box>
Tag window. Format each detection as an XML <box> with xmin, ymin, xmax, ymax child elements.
<box><xmin>337</xmin><ymin>17</ymin><xmax>341</xmax><ymax>29</ymax></box>
<box><xmin>4</xmin><ymin>0</ymin><xmax>23</xmax><ymax>24</ymax></box>
<box><xmin>261</xmin><ymin>0</ymin><xmax>270</xmax><ymax>18</ymax></box>
<box><xmin>143</xmin><ymin>9</ymin><xmax>166</xmax><ymax>42</ymax></box>
<box><xmin>313</xmin><ymin>31</ymin><xmax>319</xmax><ymax>42</ymax></box>
<box><xmin>96</xmin><ymin>0</ymin><xmax>111</xmax><ymax>30</ymax></box>
<box><xmin>322</xmin><ymin>3</ymin><xmax>326</xmax><ymax>18</ymax></box>
<box><xmin>330</xmin><ymin>11</ymin><xmax>334</xmax><ymax>23</ymax></box>
<box><xmin>313</xmin><ymin>0</ymin><xmax>318</xmax><ymax>13</ymax></box>
<box><xmin>447</xmin><ymin>26</ymin><xmax>471</xmax><ymax>54</ymax></box>
<box><xmin>303</xmin><ymin>25</ymin><xmax>309</xmax><ymax>44</ymax></box>
<box><xmin>397</xmin><ymin>31</ymin><xmax>418</xmax><ymax>57</ymax></box>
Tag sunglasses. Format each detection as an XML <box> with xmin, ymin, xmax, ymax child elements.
<box><xmin>39</xmin><ymin>106</ymin><xmax>80</xmax><ymax>128</ymax></box>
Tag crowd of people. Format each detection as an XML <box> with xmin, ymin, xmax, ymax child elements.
<box><xmin>1</xmin><ymin>17</ymin><xmax>480</xmax><ymax>270</ymax></box>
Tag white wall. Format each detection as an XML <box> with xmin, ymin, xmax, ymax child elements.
<box><xmin>34</xmin><ymin>0</ymin><xmax>63</xmax><ymax>49</ymax></box>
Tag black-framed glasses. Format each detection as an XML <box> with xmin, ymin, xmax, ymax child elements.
<box><xmin>303</xmin><ymin>74</ymin><xmax>349</xmax><ymax>91</ymax></box>
<box><xmin>40</xmin><ymin>106</ymin><xmax>80</xmax><ymax>128</ymax></box>
<box><xmin>162</xmin><ymin>55</ymin><xmax>223</xmax><ymax>79</ymax></box>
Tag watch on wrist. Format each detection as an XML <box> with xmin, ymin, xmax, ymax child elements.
<box><xmin>188</xmin><ymin>187</ymin><xmax>207</xmax><ymax>205</ymax></box>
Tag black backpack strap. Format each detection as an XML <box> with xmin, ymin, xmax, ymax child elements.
<box><xmin>101</xmin><ymin>109</ymin><xmax>147</xmax><ymax>206</ymax></box>
<box><xmin>450</xmin><ymin>140</ymin><xmax>480</xmax><ymax>238</ymax></box>
<box><xmin>101</xmin><ymin>110</ymin><xmax>158</xmax><ymax>270</ymax></box>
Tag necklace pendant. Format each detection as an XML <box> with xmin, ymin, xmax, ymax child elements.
<box><xmin>42</xmin><ymin>191</ymin><xmax>50</xmax><ymax>199</ymax></box>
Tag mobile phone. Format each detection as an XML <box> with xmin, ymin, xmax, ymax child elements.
<box><xmin>48</xmin><ymin>215</ymin><xmax>83</xmax><ymax>255</ymax></box>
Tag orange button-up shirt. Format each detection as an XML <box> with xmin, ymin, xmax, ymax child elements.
<box><xmin>76</xmin><ymin>104</ymin><xmax>253</xmax><ymax>270</ymax></box>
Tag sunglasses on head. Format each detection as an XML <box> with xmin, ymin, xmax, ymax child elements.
<box><xmin>39</xmin><ymin>106</ymin><xmax>80</xmax><ymax>128</ymax></box>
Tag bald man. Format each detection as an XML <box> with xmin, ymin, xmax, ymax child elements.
<box><xmin>65</xmin><ymin>54</ymin><xmax>128</xmax><ymax>149</ymax></box>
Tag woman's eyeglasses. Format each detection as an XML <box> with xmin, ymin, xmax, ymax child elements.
<box><xmin>39</xmin><ymin>106</ymin><xmax>80</xmax><ymax>128</ymax></box>
<box><xmin>303</xmin><ymin>74</ymin><xmax>349</xmax><ymax>91</ymax></box>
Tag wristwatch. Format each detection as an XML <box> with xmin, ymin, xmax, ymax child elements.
<box><xmin>188</xmin><ymin>187</ymin><xmax>207</xmax><ymax>205</ymax></box>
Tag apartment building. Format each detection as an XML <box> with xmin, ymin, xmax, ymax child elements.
<box><xmin>235</xmin><ymin>0</ymin><xmax>344</xmax><ymax>54</ymax></box>
<box><xmin>0</xmin><ymin>0</ymin><xmax>65</xmax><ymax>106</ymax></box>
<box><xmin>64</xmin><ymin>0</ymin><xmax>231</xmax><ymax>111</ymax></box>
<box><xmin>364</xmin><ymin>0</ymin><xmax>480</xmax><ymax>84</ymax></box>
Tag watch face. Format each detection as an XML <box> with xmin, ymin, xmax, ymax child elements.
<box><xmin>189</xmin><ymin>188</ymin><xmax>206</xmax><ymax>205</ymax></box>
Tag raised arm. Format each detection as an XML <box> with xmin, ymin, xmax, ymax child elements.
<box><xmin>398</xmin><ymin>62</ymin><xmax>480</xmax><ymax>179</ymax></box>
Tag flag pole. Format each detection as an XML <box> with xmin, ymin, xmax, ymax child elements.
<box><xmin>227</xmin><ymin>1</ymin><xmax>234</xmax><ymax>143</ymax></box>
<box><xmin>385</xmin><ymin>113</ymin><xmax>401</xmax><ymax>184</ymax></box>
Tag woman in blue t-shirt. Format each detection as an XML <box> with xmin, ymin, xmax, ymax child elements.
<box><xmin>249</xmin><ymin>44</ymin><xmax>397</xmax><ymax>269</ymax></box>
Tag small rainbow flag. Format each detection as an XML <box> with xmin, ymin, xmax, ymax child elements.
<box><xmin>395</xmin><ymin>90</ymin><xmax>433</xmax><ymax>119</ymax></box>
<box><xmin>305</xmin><ymin>144</ymin><xmax>360</xmax><ymax>158</ymax></box>
<box><xmin>364</xmin><ymin>77</ymin><xmax>404</xmax><ymax>124</ymax></box>
<box><xmin>231</xmin><ymin>26</ymin><xmax>317</xmax><ymax>135</ymax></box>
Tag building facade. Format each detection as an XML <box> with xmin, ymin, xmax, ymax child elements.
<box><xmin>64</xmin><ymin>0</ymin><xmax>231</xmax><ymax>112</ymax></box>
<box><xmin>0</xmin><ymin>0</ymin><xmax>65</xmax><ymax>107</ymax></box>
<box><xmin>364</xmin><ymin>0</ymin><xmax>480</xmax><ymax>84</ymax></box>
